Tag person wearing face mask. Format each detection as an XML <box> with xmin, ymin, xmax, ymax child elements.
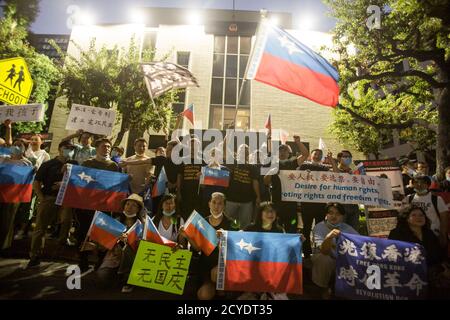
<box><xmin>110</xmin><ymin>146</ymin><xmax>124</xmax><ymax>165</ymax></box>
<box><xmin>61</xmin><ymin>129</ymin><xmax>96</xmax><ymax>164</ymax></box>
<box><xmin>296</xmin><ymin>148</ymin><xmax>337</xmax><ymax>259</ymax></box>
<box><xmin>96</xmin><ymin>193</ymin><xmax>145</xmax><ymax>293</ymax></box>
<box><xmin>75</xmin><ymin>138</ymin><xmax>120</xmax><ymax>272</ymax></box>
<box><xmin>311</xmin><ymin>203</ymin><xmax>359</xmax><ymax>299</ymax></box>
<box><xmin>24</xmin><ymin>134</ymin><xmax>50</xmax><ymax>170</ymax></box>
<box><xmin>264</xmin><ymin>135</ymin><xmax>309</xmax><ymax>233</ymax></box>
<box><xmin>120</xmin><ymin>138</ymin><xmax>153</xmax><ymax>195</ymax></box>
<box><xmin>152</xmin><ymin>194</ymin><xmax>185</xmax><ymax>243</ymax></box>
<box><xmin>179</xmin><ymin>192</ymin><xmax>238</xmax><ymax>300</ymax></box>
<box><xmin>26</xmin><ymin>140</ymin><xmax>77</xmax><ymax>268</ymax></box>
<box><xmin>402</xmin><ymin>174</ymin><xmax>448</xmax><ymax>248</ymax></box>
<box><xmin>14</xmin><ymin>134</ymin><xmax>51</xmax><ymax>241</ymax></box>
<box><xmin>0</xmin><ymin>139</ymin><xmax>32</xmax><ymax>255</ymax></box>
<box><xmin>336</xmin><ymin>150</ymin><xmax>361</xmax><ymax>231</ymax></box>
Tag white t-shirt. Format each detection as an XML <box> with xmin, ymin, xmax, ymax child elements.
<box><xmin>157</xmin><ymin>217</ymin><xmax>184</xmax><ymax>242</ymax></box>
<box><xmin>123</xmin><ymin>155</ymin><xmax>153</xmax><ymax>194</ymax></box>
<box><xmin>402</xmin><ymin>192</ymin><xmax>448</xmax><ymax>236</ymax></box>
<box><xmin>25</xmin><ymin>148</ymin><xmax>50</xmax><ymax>169</ymax></box>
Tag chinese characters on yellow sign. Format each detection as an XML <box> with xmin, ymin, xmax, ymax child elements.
<box><xmin>0</xmin><ymin>57</ymin><xmax>33</xmax><ymax>105</ymax></box>
<box><xmin>127</xmin><ymin>241</ymin><xmax>192</xmax><ymax>295</ymax></box>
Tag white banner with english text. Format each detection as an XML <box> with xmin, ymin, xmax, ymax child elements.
<box><xmin>279</xmin><ymin>170</ymin><xmax>393</xmax><ymax>209</ymax></box>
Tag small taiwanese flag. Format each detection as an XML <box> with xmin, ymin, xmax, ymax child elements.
<box><xmin>200</xmin><ymin>167</ymin><xmax>230</xmax><ymax>188</ymax></box>
<box><xmin>87</xmin><ymin>211</ymin><xmax>127</xmax><ymax>250</ymax></box>
<box><xmin>353</xmin><ymin>162</ymin><xmax>366</xmax><ymax>175</ymax></box>
<box><xmin>126</xmin><ymin>219</ymin><xmax>143</xmax><ymax>251</ymax></box>
<box><xmin>264</xmin><ymin>114</ymin><xmax>271</xmax><ymax>132</ymax></box>
<box><xmin>180</xmin><ymin>103</ymin><xmax>194</xmax><ymax>125</ymax></box>
<box><xmin>183</xmin><ymin>210</ymin><xmax>218</xmax><ymax>256</ymax></box>
<box><xmin>143</xmin><ymin>214</ymin><xmax>176</xmax><ymax>247</ymax></box>
<box><xmin>0</xmin><ymin>164</ymin><xmax>34</xmax><ymax>203</ymax></box>
<box><xmin>152</xmin><ymin>166</ymin><xmax>168</xmax><ymax>198</ymax></box>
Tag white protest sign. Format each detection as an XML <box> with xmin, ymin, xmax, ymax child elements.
<box><xmin>279</xmin><ymin>170</ymin><xmax>394</xmax><ymax>209</ymax></box>
<box><xmin>0</xmin><ymin>103</ymin><xmax>44</xmax><ymax>122</ymax></box>
<box><xmin>66</xmin><ymin>104</ymin><xmax>115</xmax><ymax>136</ymax></box>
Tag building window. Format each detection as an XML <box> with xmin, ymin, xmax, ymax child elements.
<box><xmin>209</xmin><ymin>36</ymin><xmax>251</xmax><ymax>130</ymax></box>
<box><xmin>172</xmin><ymin>51</ymin><xmax>190</xmax><ymax>115</ymax></box>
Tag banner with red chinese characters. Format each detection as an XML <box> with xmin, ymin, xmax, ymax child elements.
<box><xmin>279</xmin><ymin>170</ymin><xmax>393</xmax><ymax>209</ymax></box>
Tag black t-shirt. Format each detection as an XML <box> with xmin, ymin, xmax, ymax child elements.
<box><xmin>272</xmin><ymin>158</ymin><xmax>299</xmax><ymax>203</ymax></box>
<box><xmin>179</xmin><ymin>158</ymin><xmax>205</xmax><ymax>198</ymax></box>
<box><xmin>226</xmin><ymin>164</ymin><xmax>259</xmax><ymax>203</ymax></box>
<box><xmin>153</xmin><ymin>156</ymin><xmax>180</xmax><ymax>184</ymax></box>
<box><xmin>200</xmin><ymin>214</ymin><xmax>237</xmax><ymax>272</ymax></box>
<box><xmin>388</xmin><ymin>226</ymin><xmax>443</xmax><ymax>266</ymax></box>
<box><xmin>35</xmin><ymin>158</ymin><xmax>77</xmax><ymax>196</ymax></box>
<box><xmin>245</xmin><ymin>223</ymin><xmax>284</xmax><ymax>233</ymax></box>
<box><xmin>81</xmin><ymin>158</ymin><xmax>119</xmax><ymax>172</ymax></box>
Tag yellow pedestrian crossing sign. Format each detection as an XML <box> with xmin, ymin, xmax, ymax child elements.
<box><xmin>0</xmin><ymin>57</ymin><xmax>33</xmax><ymax>105</ymax></box>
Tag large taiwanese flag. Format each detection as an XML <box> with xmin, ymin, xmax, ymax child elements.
<box><xmin>87</xmin><ymin>211</ymin><xmax>127</xmax><ymax>250</ymax></box>
<box><xmin>183</xmin><ymin>210</ymin><xmax>218</xmax><ymax>256</ymax></box>
<box><xmin>0</xmin><ymin>164</ymin><xmax>34</xmax><ymax>203</ymax></box>
<box><xmin>217</xmin><ymin>231</ymin><xmax>302</xmax><ymax>294</ymax></box>
<box><xmin>56</xmin><ymin>164</ymin><xmax>129</xmax><ymax>212</ymax></box>
<box><xmin>245</xmin><ymin>20</ymin><xmax>339</xmax><ymax>107</ymax></box>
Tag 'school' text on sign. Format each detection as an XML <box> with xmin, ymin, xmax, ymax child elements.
<box><xmin>65</xmin><ymin>104</ymin><xmax>116</xmax><ymax>136</ymax></box>
<box><xmin>127</xmin><ymin>241</ymin><xmax>192</xmax><ymax>295</ymax></box>
<box><xmin>0</xmin><ymin>57</ymin><xmax>33</xmax><ymax>105</ymax></box>
<box><xmin>0</xmin><ymin>104</ymin><xmax>44</xmax><ymax>123</ymax></box>
<box><xmin>279</xmin><ymin>170</ymin><xmax>394</xmax><ymax>208</ymax></box>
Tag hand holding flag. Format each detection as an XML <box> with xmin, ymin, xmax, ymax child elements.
<box><xmin>183</xmin><ymin>210</ymin><xmax>218</xmax><ymax>256</ymax></box>
<box><xmin>143</xmin><ymin>214</ymin><xmax>176</xmax><ymax>247</ymax></box>
<box><xmin>87</xmin><ymin>211</ymin><xmax>127</xmax><ymax>250</ymax></box>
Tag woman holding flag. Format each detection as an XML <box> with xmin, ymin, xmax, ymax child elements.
<box><xmin>180</xmin><ymin>192</ymin><xmax>238</xmax><ymax>300</ymax></box>
<box><xmin>96</xmin><ymin>193</ymin><xmax>144</xmax><ymax>293</ymax></box>
<box><xmin>152</xmin><ymin>194</ymin><xmax>185</xmax><ymax>243</ymax></box>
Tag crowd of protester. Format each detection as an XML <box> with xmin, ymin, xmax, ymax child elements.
<box><xmin>0</xmin><ymin>119</ymin><xmax>449</xmax><ymax>299</ymax></box>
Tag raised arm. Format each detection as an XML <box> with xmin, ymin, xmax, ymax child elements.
<box><xmin>61</xmin><ymin>129</ymin><xmax>83</xmax><ymax>143</ymax></box>
<box><xmin>4</xmin><ymin>120</ymin><xmax>12</xmax><ymax>146</ymax></box>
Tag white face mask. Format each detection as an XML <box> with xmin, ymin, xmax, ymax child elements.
<box><xmin>210</xmin><ymin>210</ymin><xmax>223</xmax><ymax>219</ymax></box>
<box><xmin>262</xmin><ymin>222</ymin><xmax>272</xmax><ymax>230</ymax></box>
<box><xmin>123</xmin><ymin>211</ymin><xmax>137</xmax><ymax>218</ymax></box>
<box><xmin>163</xmin><ymin>210</ymin><xmax>175</xmax><ymax>217</ymax></box>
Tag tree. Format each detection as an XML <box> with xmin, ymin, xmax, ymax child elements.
<box><xmin>325</xmin><ymin>0</ymin><xmax>450</xmax><ymax>179</ymax></box>
<box><xmin>54</xmin><ymin>38</ymin><xmax>178</xmax><ymax>146</ymax></box>
<box><xmin>1</xmin><ymin>0</ymin><xmax>40</xmax><ymax>27</ymax></box>
<box><xmin>0</xmin><ymin>3</ymin><xmax>59</xmax><ymax>135</ymax></box>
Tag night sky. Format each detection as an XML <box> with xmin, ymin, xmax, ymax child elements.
<box><xmin>30</xmin><ymin>0</ymin><xmax>336</xmax><ymax>34</ymax></box>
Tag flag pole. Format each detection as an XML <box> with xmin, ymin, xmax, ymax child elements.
<box><xmin>232</xmin><ymin>12</ymin><xmax>268</xmax><ymax>130</ymax></box>
<box><xmin>231</xmin><ymin>79</ymin><xmax>246</xmax><ymax>130</ymax></box>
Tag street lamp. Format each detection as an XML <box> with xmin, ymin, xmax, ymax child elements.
<box><xmin>188</xmin><ymin>11</ymin><xmax>201</xmax><ymax>25</ymax></box>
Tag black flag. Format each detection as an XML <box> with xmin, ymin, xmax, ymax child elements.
<box><xmin>141</xmin><ymin>62</ymin><xmax>199</xmax><ymax>99</ymax></box>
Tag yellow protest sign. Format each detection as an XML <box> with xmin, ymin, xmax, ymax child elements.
<box><xmin>0</xmin><ymin>57</ymin><xmax>33</xmax><ymax>105</ymax></box>
<box><xmin>127</xmin><ymin>241</ymin><xmax>192</xmax><ymax>295</ymax></box>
